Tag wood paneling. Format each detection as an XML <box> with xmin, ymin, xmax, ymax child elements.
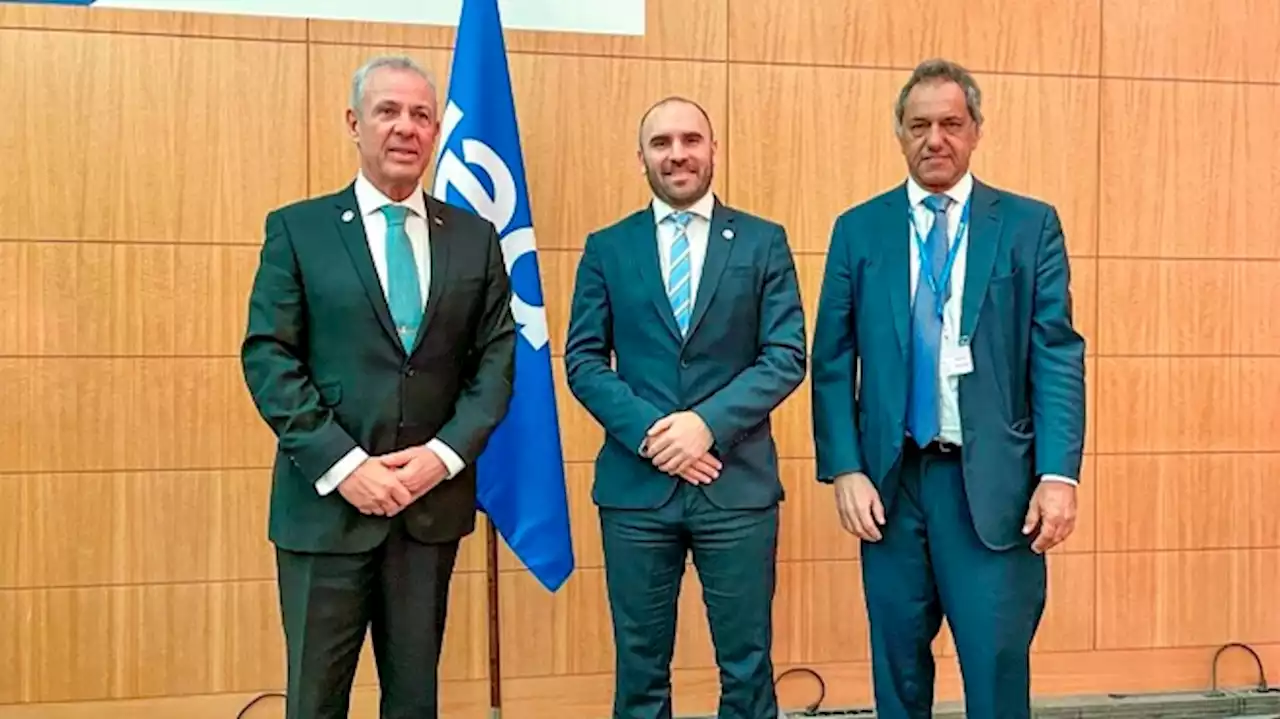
<box><xmin>1102</xmin><ymin>0</ymin><xmax>1280</xmax><ymax>83</ymax></box>
<box><xmin>728</xmin><ymin>67</ymin><xmax>1099</xmax><ymax>257</ymax></box>
<box><xmin>1099</xmin><ymin>80</ymin><xmax>1280</xmax><ymax>259</ymax></box>
<box><xmin>0</xmin><ymin>242</ymin><xmax>258</xmax><ymax>357</ymax></box>
<box><xmin>2</xmin><ymin>0</ymin><xmax>1275</xmax><ymax>715</ymax></box>
<box><xmin>728</xmin><ymin>0</ymin><xmax>1102</xmax><ymax>76</ymax></box>
<box><xmin>0</xmin><ymin>29</ymin><xmax>307</xmax><ymax>244</ymax></box>
<box><xmin>0</xmin><ymin>359</ymin><xmax>272</xmax><ymax>473</ymax></box>
<box><xmin>1095</xmin><ymin>454</ymin><xmax>1280</xmax><ymax>552</ymax></box>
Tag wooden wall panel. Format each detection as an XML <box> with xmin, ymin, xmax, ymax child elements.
<box><xmin>728</xmin><ymin>66</ymin><xmax>1099</xmax><ymax>257</ymax></box>
<box><xmin>3</xmin><ymin>0</ymin><xmax>1277</xmax><ymax>716</ymax></box>
<box><xmin>0</xmin><ymin>242</ymin><xmax>258</xmax><ymax>357</ymax></box>
<box><xmin>0</xmin><ymin>30</ymin><xmax>307</xmax><ymax>244</ymax></box>
<box><xmin>729</xmin><ymin>0</ymin><xmax>1101</xmax><ymax>75</ymax></box>
<box><xmin>1095</xmin><ymin>454</ymin><xmax>1280</xmax><ymax>552</ymax></box>
<box><xmin>1102</xmin><ymin>0</ymin><xmax>1280</xmax><ymax>83</ymax></box>
<box><xmin>0</xmin><ymin>359</ymin><xmax>272</xmax><ymax>473</ymax></box>
<box><xmin>1099</xmin><ymin>80</ymin><xmax>1280</xmax><ymax>259</ymax></box>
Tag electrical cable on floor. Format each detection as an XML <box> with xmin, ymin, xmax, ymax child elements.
<box><xmin>235</xmin><ymin>691</ymin><xmax>285</xmax><ymax>718</ymax></box>
<box><xmin>1210</xmin><ymin>641</ymin><xmax>1273</xmax><ymax>695</ymax></box>
<box><xmin>774</xmin><ymin>666</ymin><xmax>827</xmax><ymax>715</ymax></box>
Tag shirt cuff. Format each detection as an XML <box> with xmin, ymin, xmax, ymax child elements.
<box><xmin>315</xmin><ymin>447</ymin><xmax>369</xmax><ymax>496</ymax></box>
<box><xmin>1040</xmin><ymin>473</ymin><xmax>1078</xmax><ymax>486</ymax></box>
<box><xmin>425</xmin><ymin>438</ymin><xmax>466</xmax><ymax>479</ymax></box>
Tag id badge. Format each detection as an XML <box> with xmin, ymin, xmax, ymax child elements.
<box><xmin>941</xmin><ymin>338</ymin><xmax>974</xmax><ymax>376</ymax></box>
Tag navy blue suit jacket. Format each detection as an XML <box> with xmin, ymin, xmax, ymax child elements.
<box><xmin>564</xmin><ymin>199</ymin><xmax>807</xmax><ymax>510</ymax></box>
<box><xmin>810</xmin><ymin>178</ymin><xmax>1086</xmax><ymax>550</ymax></box>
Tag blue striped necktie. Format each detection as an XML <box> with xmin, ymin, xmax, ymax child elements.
<box><xmin>380</xmin><ymin>204</ymin><xmax>423</xmax><ymax>350</ymax></box>
<box><xmin>666</xmin><ymin>211</ymin><xmax>693</xmax><ymax>335</ymax></box>
<box><xmin>907</xmin><ymin>193</ymin><xmax>952</xmax><ymax>443</ymax></box>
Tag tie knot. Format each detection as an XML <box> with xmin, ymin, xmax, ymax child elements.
<box><xmin>668</xmin><ymin>211</ymin><xmax>693</xmax><ymax>230</ymax></box>
<box><xmin>380</xmin><ymin>204</ymin><xmax>409</xmax><ymax>228</ymax></box>
<box><xmin>922</xmin><ymin>194</ymin><xmax>951</xmax><ymax>214</ymax></box>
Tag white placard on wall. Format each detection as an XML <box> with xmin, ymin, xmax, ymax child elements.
<box><xmin>86</xmin><ymin>0</ymin><xmax>645</xmax><ymax>35</ymax></box>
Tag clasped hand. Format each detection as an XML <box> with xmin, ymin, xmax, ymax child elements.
<box><xmin>642</xmin><ymin>411</ymin><xmax>722</xmax><ymax>484</ymax></box>
<box><xmin>337</xmin><ymin>446</ymin><xmax>449</xmax><ymax>517</ymax></box>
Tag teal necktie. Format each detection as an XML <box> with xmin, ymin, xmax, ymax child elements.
<box><xmin>380</xmin><ymin>204</ymin><xmax>424</xmax><ymax>350</ymax></box>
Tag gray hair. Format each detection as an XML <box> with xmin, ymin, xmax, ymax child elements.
<box><xmin>893</xmin><ymin>58</ymin><xmax>983</xmax><ymax>134</ymax></box>
<box><xmin>349</xmin><ymin>55</ymin><xmax>438</xmax><ymax>114</ymax></box>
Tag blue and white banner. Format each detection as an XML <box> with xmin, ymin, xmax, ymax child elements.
<box><xmin>432</xmin><ymin>0</ymin><xmax>575</xmax><ymax>592</ymax></box>
<box><xmin>19</xmin><ymin>0</ymin><xmax>646</xmax><ymax>35</ymax></box>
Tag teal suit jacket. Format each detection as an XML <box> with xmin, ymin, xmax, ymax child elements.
<box><xmin>240</xmin><ymin>183</ymin><xmax>515</xmax><ymax>553</ymax></box>
<box><xmin>564</xmin><ymin>199</ymin><xmax>807</xmax><ymax>510</ymax></box>
<box><xmin>810</xmin><ymin>178</ymin><xmax>1086</xmax><ymax>549</ymax></box>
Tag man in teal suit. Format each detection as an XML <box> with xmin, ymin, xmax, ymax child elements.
<box><xmin>564</xmin><ymin>97</ymin><xmax>806</xmax><ymax>719</ymax></box>
<box><xmin>240</xmin><ymin>55</ymin><xmax>514</xmax><ymax>719</ymax></box>
<box><xmin>811</xmin><ymin>59</ymin><xmax>1086</xmax><ymax>719</ymax></box>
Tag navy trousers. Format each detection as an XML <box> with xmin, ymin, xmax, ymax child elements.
<box><xmin>600</xmin><ymin>481</ymin><xmax>780</xmax><ymax>719</ymax></box>
<box><xmin>860</xmin><ymin>441</ymin><xmax>1046</xmax><ymax>719</ymax></box>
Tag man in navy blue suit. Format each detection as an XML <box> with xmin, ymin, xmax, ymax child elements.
<box><xmin>564</xmin><ymin>97</ymin><xmax>806</xmax><ymax>719</ymax></box>
<box><xmin>810</xmin><ymin>59</ymin><xmax>1086</xmax><ymax>719</ymax></box>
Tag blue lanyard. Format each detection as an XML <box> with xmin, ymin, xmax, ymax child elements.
<box><xmin>910</xmin><ymin>196</ymin><xmax>970</xmax><ymax>319</ymax></box>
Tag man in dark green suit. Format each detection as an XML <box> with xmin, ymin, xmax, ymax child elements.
<box><xmin>811</xmin><ymin>59</ymin><xmax>1086</xmax><ymax>718</ymax></box>
<box><xmin>564</xmin><ymin>97</ymin><xmax>807</xmax><ymax>719</ymax></box>
<box><xmin>240</xmin><ymin>55</ymin><xmax>514</xmax><ymax>719</ymax></box>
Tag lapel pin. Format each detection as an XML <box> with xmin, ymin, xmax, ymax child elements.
<box><xmin>722</xmin><ymin>228</ymin><xmax>734</xmax><ymax>240</ymax></box>
<box><xmin>432</xmin><ymin>215</ymin><xmax>443</xmax><ymax>226</ymax></box>
<box><xmin>341</xmin><ymin>209</ymin><xmax>354</xmax><ymax>223</ymax></box>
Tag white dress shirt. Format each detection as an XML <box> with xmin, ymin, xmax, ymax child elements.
<box><xmin>314</xmin><ymin>171</ymin><xmax>466</xmax><ymax>496</ymax></box>
<box><xmin>906</xmin><ymin>172</ymin><xmax>1075</xmax><ymax>486</ymax></box>
<box><xmin>653</xmin><ymin>190</ymin><xmax>715</xmax><ymax>305</ymax></box>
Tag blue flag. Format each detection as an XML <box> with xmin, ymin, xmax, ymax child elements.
<box><xmin>432</xmin><ymin>0</ymin><xmax>574</xmax><ymax>592</ymax></box>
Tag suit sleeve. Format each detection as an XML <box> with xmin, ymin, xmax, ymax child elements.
<box><xmin>563</xmin><ymin>232</ymin><xmax>667</xmax><ymax>454</ymax></box>
<box><xmin>240</xmin><ymin>210</ymin><xmax>361</xmax><ymax>485</ymax></box>
<box><xmin>1030</xmin><ymin>206</ymin><xmax>1087</xmax><ymax>481</ymax></box>
<box><xmin>810</xmin><ymin>213</ymin><xmax>866</xmax><ymax>482</ymax></box>
<box><xmin>691</xmin><ymin>225</ymin><xmax>807</xmax><ymax>454</ymax></box>
<box><xmin>432</xmin><ymin>222</ymin><xmax>517</xmax><ymax>463</ymax></box>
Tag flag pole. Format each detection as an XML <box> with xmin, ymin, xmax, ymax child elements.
<box><xmin>486</xmin><ymin>517</ymin><xmax>502</xmax><ymax>719</ymax></box>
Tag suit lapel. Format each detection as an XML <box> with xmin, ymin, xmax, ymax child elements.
<box><xmin>880</xmin><ymin>185</ymin><xmax>911</xmax><ymax>358</ymax></box>
<box><xmin>960</xmin><ymin>180</ymin><xmax>1002</xmax><ymax>340</ymax></box>
<box><xmin>631</xmin><ymin>208</ymin><xmax>683</xmax><ymax>341</ymax></box>
<box><xmin>684</xmin><ymin>201</ymin><xmax>735</xmax><ymax>342</ymax></box>
<box><xmin>411</xmin><ymin>194</ymin><xmax>453</xmax><ymax>356</ymax></box>
<box><xmin>334</xmin><ymin>185</ymin><xmax>401</xmax><ymax>350</ymax></box>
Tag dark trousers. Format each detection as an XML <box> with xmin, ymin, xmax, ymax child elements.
<box><xmin>860</xmin><ymin>442</ymin><xmax>1046</xmax><ymax>719</ymax></box>
<box><xmin>275</xmin><ymin>518</ymin><xmax>460</xmax><ymax>719</ymax></box>
<box><xmin>600</xmin><ymin>481</ymin><xmax>780</xmax><ymax>719</ymax></box>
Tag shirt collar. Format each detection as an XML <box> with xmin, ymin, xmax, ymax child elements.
<box><xmin>906</xmin><ymin>170</ymin><xmax>973</xmax><ymax>210</ymax></box>
<box><xmin>651</xmin><ymin>189</ymin><xmax>716</xmax><ymax>225</ymax></box>
<box><xmin>354</xmin><ymin>170</ymin><xmax>428</xmax><ymax>220</ymax></box>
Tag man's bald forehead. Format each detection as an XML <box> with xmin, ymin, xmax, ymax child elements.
<box><xmin>638</xmin><ymin>96</ymin><xmax>715</xmax><ymax>145</ymax></box>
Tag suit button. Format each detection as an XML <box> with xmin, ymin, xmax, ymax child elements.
<box><xmin>405</xmin><ymin>367</ymin><xmax>415</xmax><ymax>377</ymax></box>
<box><xmin>680</xmin><ymin>360</ymin><xmax>689</xmax><ymax>368</ymax></box>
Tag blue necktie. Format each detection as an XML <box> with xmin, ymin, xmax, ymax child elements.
<box><xmin>666</xmin><ymin>211</ymin><xmax>693</xmax><ymax>335</ymax></box>
<box><xmin>907</xmin><ymin>194</ymin><xmax>953</xmax><ymax>443</ymax></box>
<box><xmin>380</xmin><ymin>204</ymin><xmax>424</xmax><ymax>351</ymax></box>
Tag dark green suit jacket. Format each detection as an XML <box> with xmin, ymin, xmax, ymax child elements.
<box><xmin>241</xmin><ymin>182</ymin><xmax>515</xmax><ymax>554</ymax></box>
